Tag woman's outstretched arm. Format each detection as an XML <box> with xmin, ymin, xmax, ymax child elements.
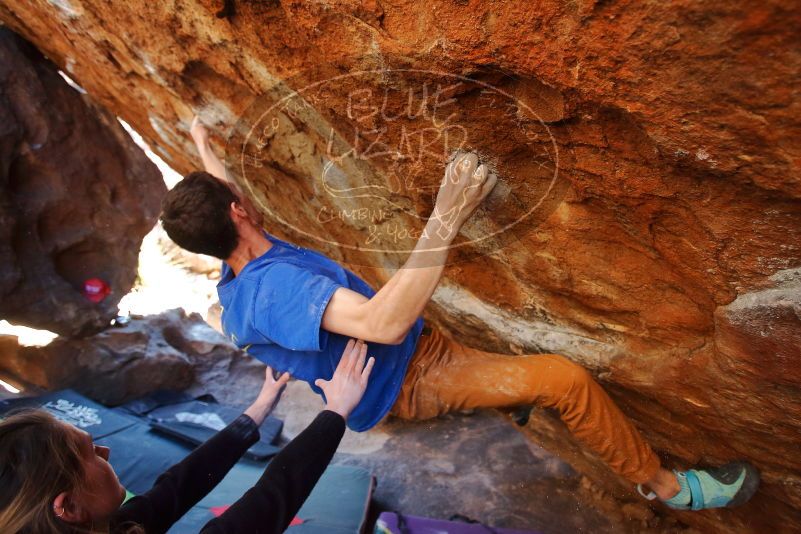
<box><xmin>201</xmin><ymin>339</ymin><xmax>374</xmax><ymax>534</ymax></box>
<box><xmin>111</xmin><ymin>368</ymin><xmax>289</xmax><ymax>534</ymax></box>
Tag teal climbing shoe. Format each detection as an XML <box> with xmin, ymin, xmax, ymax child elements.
<box><xmin>662</xmin><ymin>462</ymin><xmax>760</xmax><ymax>510</ymax></box>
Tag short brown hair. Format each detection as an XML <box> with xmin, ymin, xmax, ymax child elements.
<box><xmin>160</xmin><ymin>172</ymin><xmax>239</xmax><ymax>259</ymax></box>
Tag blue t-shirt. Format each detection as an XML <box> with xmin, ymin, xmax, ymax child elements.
<box><xmin>217</xmin><ymin>234</ymin><xmax>424</xmax><ymax>432</ymax></box>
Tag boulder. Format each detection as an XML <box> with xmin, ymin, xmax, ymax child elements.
<box><xmin>1</xmin><ymin>2</ymin><xmax>800</xmax><ymax>530</ymax></box>
<box><xmin>0</xmin><ymin>28</ymin><xmax>164</xmax><ymax>336</ymax></box>
<box><xmin>0</xmin><ymin>308</ymin><xmax>265</xmax><ymax>406</ymax></box>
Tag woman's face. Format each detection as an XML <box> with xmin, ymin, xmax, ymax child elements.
<box><xmin>63</xmin><ymin>422</ymin><xmax>127</xmax><ymax>520</ymax></box>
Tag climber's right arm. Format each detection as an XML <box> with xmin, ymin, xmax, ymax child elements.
<box><xmin>321</xmin><ymin>151</ymin><xmax>496</xmax><ymax>345</ymax></box>
<box><xmin>321</xmin><ymin>222</ymin><xmax>453</xmax><ymax>345</ymax></box>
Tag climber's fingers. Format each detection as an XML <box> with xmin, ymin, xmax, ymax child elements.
<box><xmin>447</xmin><ymin>149</ymin><xmax>464</xmax><ymax>164</ymax></box>
<box><xmin>481</xmin><ymin>171</ymin><xmax>498</xmax><ymax>197</ymax></box>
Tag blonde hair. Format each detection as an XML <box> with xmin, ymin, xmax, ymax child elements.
<box><xmin>0</xmin><ymin>409</ymin><xmax>95</xmax><ymax>533</ymax></box>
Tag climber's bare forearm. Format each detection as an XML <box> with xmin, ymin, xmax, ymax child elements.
<box><xmin>322</xmin><ymin>217</ymin><xmax>453</xmax><ymax>344</ymax></box>
<box><xmin>323</xmin><ymin>152</ymin><xmax>493</xmax><ymax>345</ymax></box>
<box><xmin>365</xmin><ymin>217</ymin><xmax>453</xmax><ymax>336</ymax></box>
<box><xmin>196</xmin><ymin>140</ymin><xmax>230</xmax><ymax>184</ymax></box>
<box><xmin>190</xmin><ymin>115</ymin><xmax>234</xmax><ymax>185</ymax></box>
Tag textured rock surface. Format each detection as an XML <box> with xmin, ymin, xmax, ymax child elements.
<box><xmin>1</xmin><ymin>1</ymin><xmax>800</xmax><ymax>531</ymax></box>
<box><xmin>0</xmin><ymin>308</ymin><xmax>265</xmax><ymax>406</ymax></box>
<box><xmin>0</xmin><ymin>28</ymin><xmax>164</xmax><ymax>336</ymax></box>
<box><xmin>274</xmin><ymin>383</ymin><xmax>695</xmax><ymax>533</ymax></box>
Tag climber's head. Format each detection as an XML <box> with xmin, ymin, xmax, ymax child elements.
<box><xmin>0</xmin><ymin>409</ymin><xmax>127</xmax><ymax>533</ymax></box>
<box><xmin>160</xmin><ymin>171</ymin><xmax>263</xmax><ymax>260</ymax></box>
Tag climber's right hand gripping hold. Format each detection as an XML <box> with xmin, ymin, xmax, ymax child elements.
<box><xmin>431</xmin><ymin>151</ymin><xmax>497</xmax><ymax>240</ymax></box>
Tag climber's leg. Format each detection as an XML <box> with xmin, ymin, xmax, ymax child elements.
<box><xmin>391</xmin><ymin>326</ymin><xmax>661</xmax><ymax>485</ymax></box>
<box><xmin>392</xmin><ymin>327</ymin><xmax>760</xmax><ymax>508</ymax></box>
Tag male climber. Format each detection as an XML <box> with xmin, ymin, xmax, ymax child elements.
<box><xmin>159</xmin><ymin>116</ymin><xmax>760</xmax><ymax>512</ymax></box>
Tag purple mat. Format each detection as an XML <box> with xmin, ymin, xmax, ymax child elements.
<box><xmin>374</xmin><ymin>512</ymin><xmax>541</xmax><ymax>534</ymax></box>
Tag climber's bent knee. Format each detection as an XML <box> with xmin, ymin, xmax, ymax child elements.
<box><xmin>532</xmin><ymin>354</ymin><xmax>593</xmax><ymax>409</ymax></box>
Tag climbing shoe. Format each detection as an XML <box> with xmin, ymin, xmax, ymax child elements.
<box><xmin>639</xmin><ymin>462</ymin><xmax>760</xmax><ymax>510</ymax></box>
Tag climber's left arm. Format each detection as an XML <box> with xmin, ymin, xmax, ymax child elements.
<box><xmin>190</xmin><ymin>115</ymin><xmax>264</xmax><ymax>226</ymax></box>
<box><xmin>190</xmin><ymin>115</ymin><xmax>229</xmax><ymax>182</ymax></box>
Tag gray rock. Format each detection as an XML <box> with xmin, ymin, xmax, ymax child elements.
<box><xmin>0</xmin><ymin>308</ymin><xmax>264</xmax><ymax>406</ymax></box>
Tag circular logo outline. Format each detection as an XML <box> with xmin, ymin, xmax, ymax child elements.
<box><xmin>233</xmin><ymin>68</ymin><xmax>561</xmax><ymax>255</ymax></box>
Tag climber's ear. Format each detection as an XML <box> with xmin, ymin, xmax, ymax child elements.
<box><xmin>230</xmin><ymin>200</ymin><xmax>249</xmax><ymax>221</ymax></box>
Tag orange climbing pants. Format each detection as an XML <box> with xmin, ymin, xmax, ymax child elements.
<box><xmin>390</xmin><ymin>326</ymin><xmax>661</xmax><ymax>484</ymax></box>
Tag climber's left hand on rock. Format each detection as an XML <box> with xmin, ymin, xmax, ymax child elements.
<box><xmin>190</xmin><ymin>114</ymin><xmax>211</xmax><ymax>149</ymax></box>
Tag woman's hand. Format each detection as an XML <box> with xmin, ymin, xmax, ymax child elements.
<box><xmin>315</xmin><ymin>339</ymin><xmax>376</xmax><ymax>420</ymax></box>
<box><xmin>244</xmin><ymin>366</ymin><xmax>291</xmax><ymax>426</ymax></box>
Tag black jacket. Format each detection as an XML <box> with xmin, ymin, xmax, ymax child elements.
<box><xmin>110</xmin><ymin>410</ymin><xmax>346</xmax><ymax>533</ymax></box>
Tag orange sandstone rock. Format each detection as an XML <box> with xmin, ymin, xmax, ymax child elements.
<box><xmin>0</xmin><ymin>1</ymin><xmax>799</xmax><ymax>530</ymax></box>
